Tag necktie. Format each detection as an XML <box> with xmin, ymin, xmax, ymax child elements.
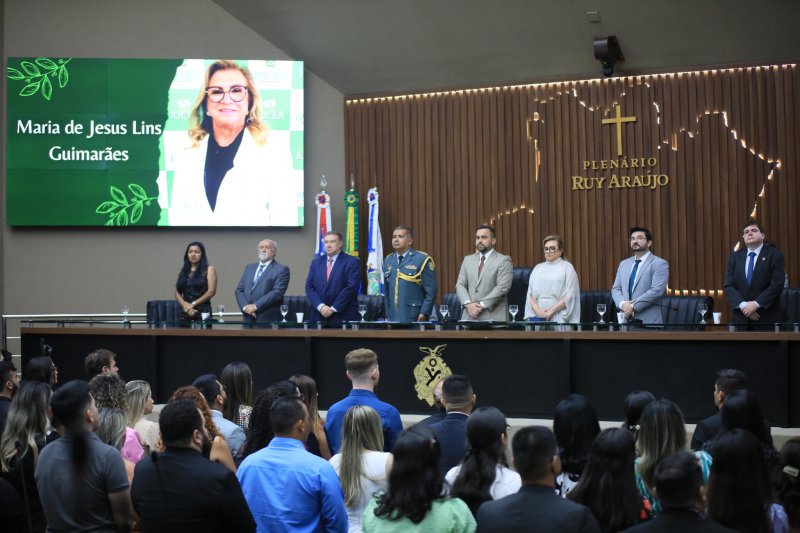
<box><xmin>628</xmin><ymin>259</ymin><xmax>641</xmax><ymax>297</ymax></box>
<box><xmin>252</xmin><ymin>264</ymin><xmax>266</xmax><ymax>289</ymax></box>
<box><xmin>326</xmin><ymin>257</ymin><xmax>334</xmax><ymax>281</ymax></box>
<box><xmin>746</xmin><ymin>251</ymin><xmax>756</xmax><ymax>286</ymax></box>
<box><xmin>478</xmin><ymin>254</ymin><xmax>485</xmax><ymax>276</ymax></box>
<box><xmin>398</xmin><ymin>254</ymin><xmax>404</xmax><ymax>264</ymax></box>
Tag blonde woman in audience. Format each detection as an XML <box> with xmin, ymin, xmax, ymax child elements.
<box><xmin>291</xmin><ymin>373</ymin><xmax>332</xmax><ymax>459</ymax></box>
<box><xmin>329</xmin><ymin>405</ymin><xmax>392</xmax><ymax>533</ymax></box>
<box><xmin>89</xmin><ymin>374</ymin><xmax>145</xmax><ymax>464</ymax></box>
<box><xmin>221</xmin><ymin>362</ymin><xmax>253</xmax><ymax>431</ymax></box>
<box><xmin>96</xmin><ymin>407</ymin><xmax>136</xmax><ymax>483</ymax></box>
<box><xmin>126</xmin><ymin>380</ymin><xmax>159</xmax><ymax>452</ymax></box>
<box><xmin>165</xmin><ymin>386</ymin><xmax>236</xmax><ymax>473</ymax></box>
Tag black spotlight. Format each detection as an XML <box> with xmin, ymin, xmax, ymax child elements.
<box><xmin>594</xmin><ymin>36</ymin><xmax>624</xmax><ymax>77</ymax></box>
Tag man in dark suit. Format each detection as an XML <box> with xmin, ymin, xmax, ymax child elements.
<box><xmin>476</xmin><ymin>426</ymin><xmax>600</xmax><ymax>533</ymax></box>
<box><xmin>690</xmin><ymin>369</ymin><xmax>747</xmax><ymax>450</ymax></box>
<box><xmin>430</xmin><ymin>375</ymin><xmax>475</xmax><ymax>474</ymax></box>
<box><xmin>305</xmin><ymin>231</ymin><xmax>361</xmax><ymax>324</ymax></box>
<box><xmin>724</xmin><ymin>219</ymin><xmax>785</xmax><ymax>326</ymax></box>
<box><xmin>131</xmin><ymin>399</ymin><xmax>256</xmax><ymax>532</ymax></box>
<box><xmin>624</xmin><ymin>452</ymin><xmax>735</xmax><ymax>532</ymax></box>
<box><xmin>235</xmin><ymin>239</ymin><xmax>290</xmax><ymax>326</ymax></box>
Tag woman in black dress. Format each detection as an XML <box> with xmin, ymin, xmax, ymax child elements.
<box><xmin>175</xmin><ymin>241</ymin><xmax>217</xmax><ymax>325</ymax></box>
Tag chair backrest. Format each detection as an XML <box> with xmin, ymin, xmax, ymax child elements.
<box><xmin>509</xmin><ymin>267</ymin><xmax>534</xmax><ymax>313</ymax></box>
<box><xmin>146</xmin><ymin>300</ymin><xmax>179</xmax><ymax>326</ymax></box>
<box><xmin>579</xmin><ymin>291</ymin><xmax>618</xmax><ymax>323</ymax></box>
<box><xmin>283</xmin><ymin>295</ymin><xmax>311</xmax><ymax>319</ymax></box>
<box><xmin>780</xmin><ymin>288</ymin><xmax>800</xmax><ymax>324</ymax></box>
<box><xmin>440</xmin><ymin>292</ymin><xmax>462</xmax><ymax>320</ymax></box>
<box><xmin>660</xmin><ymin>295</ymin><xmax>714</xmax><ymax>330</ymax></box>
<box><xmin>357</xmin><ymin>294</ymin><xmax>385</xmax><ymax>321</ymax></box>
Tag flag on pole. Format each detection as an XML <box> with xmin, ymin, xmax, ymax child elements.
<box><xmin>344</xmin><ymin>179</ymin><xmax>359</xmax><ymax>257</ymax></box>
<box><xmin>314</xmin><ymin>175</ymin><xmax>331</xmax><ymax>256</ymax></box>
<box><xmin>366</xmin><ymin>187</ymin><xmax>384</xmax><ymax>295</ymax></box>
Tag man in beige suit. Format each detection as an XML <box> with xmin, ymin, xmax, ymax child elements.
<box><xmin>455</xmin><ymin>224</ymin><xmax>514</xmax><ymax>321</ymax></box>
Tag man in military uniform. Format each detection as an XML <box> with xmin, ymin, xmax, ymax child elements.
<box><xmin>383</xmin><ymin>226</ymin><xmax>437</xmax><ymax>322</ymax></box>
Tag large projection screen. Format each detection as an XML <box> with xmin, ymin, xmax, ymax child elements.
<box><xmin>6</xmin><ymin>58</ymin><xmax>304</xmax><ymax>227</ymax></box>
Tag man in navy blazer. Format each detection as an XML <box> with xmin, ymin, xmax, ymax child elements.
<box><xmin>430</xmin><ymin>375</ymin><xmax>475</xmax><ymax>474</ymax></box>
<box><xmin>611</xmin><ymin>226</ymin><xmax>669</xmax><ymax>324</ymax></box>
<box><xmin>723</xmin><ymin>219</ymin><xmax>785</xmax><ymax>325</ymax></box>
<box><xmin>235</xmin><ymin>239</ymin><xmax>290</xmax><ymax>326</ymax></box>
<box><xmin>305</xmin><ymin>231</ymin><xmax>361</xmax><ymax>324</ymax></box>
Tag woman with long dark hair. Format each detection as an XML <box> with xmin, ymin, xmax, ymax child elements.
<box><xmin>24</xmin><ymin>357</ymin><xmax>57</xmax><ymax>388</ymax></box>
<box><xmin>622</xmin><ymin>390</ymin><xmax>656</xmax><ymax>437</ymax></box>
<box><xmin>174</xmin><ymin>241</ymin><xmax>217</xmax><ymax>326</ymax></box>
<box><xmin>553</xmin><ymin>393</ymin><xmax>600</xmax><ymax>497</ymax></box>
<box><xmin>362</xmin><ymin>425</ymin><xmax>475</xmax><ymax>532</ymax></box>
<box><xmin>713</xmin><ymin>389</ymin><xmax>779</xmax><ymax>477</ymax></box>
<box><xmin>569</xmin><ymin>427</ymin><xmax>650</xmax><ymax>532</ymax></box>
<box><xmin>446</xmin><ymin>406</ymin><xmax>520</xmax><ymax>515</ymax></box>
<box><xmin>0</xmin><ymin>381</ymin><xmax>51</xmax><ymax>532</ymax></box>
<box><xmin>290</xmin><ymin>374</ymin><xmax>331</xmax><ymax>459</ymax></box>
<box><xmin>221</xmin><ymin>362</ymin><xmax>253</xmax><ymax>431</ymax></box>
<box><xmin>707</xmin><ymin>429</ymin><xmax>788</xmax><ymax>532</ymax></box>
<box><xmin>241</xmin><ymin>380</ymin><xmax>298</xmax><ymax>459</ymax></box>
<box><xmin>329</xmin><ymin>405</ymin><xmax>392</xmax><ymax>533</ymax></box>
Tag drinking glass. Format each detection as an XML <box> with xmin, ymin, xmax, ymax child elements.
<box><xmin>439</xmin><ymin>304</ymin><xmax>450</xmax><ymax>322</ymax></box>
<box><xmin>217</xmin><ymin>304</ymin><xmax>225</xmax><ymax>322</ymax></box>
<box><xmin>358</xmin><ymin>304</ymin><xmax>367</xmax><ymax>322</ymax></box>
<box><xmin>121</xmin><ymin>305</ymin><xmax>130</xmax><ymax>322</ymax></box>
<box><xmin>698</xmin><ymin>302</ymin><xmax>708</xmax><ymax>324</ymax></box>
<box><xmin>597</xmin><ymin>303</ymin><xmax>607</xmax><ymax>324</ymax></box>
<box><xmin>508</xmin><ymin>304</ymin><xmax>519</xmax><ymax>322</ymax></box>
<box><xmin>279</xmin><ymin>304</ymin><xmax>289</xmax><ymax>322</ymax></box>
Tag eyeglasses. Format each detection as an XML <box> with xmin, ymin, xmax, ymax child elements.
<box><xmin>206</xmin><ymin>85</ymin><xmax>248</xmax><ymax>103</ymax></box>
<box><xmin>630</xmin><ymin>236</ymin><xmax>648</xmax><ymax>241</ymax></box>
<box><xmin>543</xmin><ymin>247</ymin><xmax>559</xmax><ymax>253</ymax></box>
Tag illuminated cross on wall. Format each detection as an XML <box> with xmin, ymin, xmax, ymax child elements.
<box><xmin>601</xmin><ymin>104</ymin><xmax>637</xmax><ymax>156</ymax></box>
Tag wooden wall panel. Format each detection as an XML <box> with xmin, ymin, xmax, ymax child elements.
<box><xmin>344</xmin><ymin>65</ymin><xmax>799</xmax><ymax>314</ymax></box>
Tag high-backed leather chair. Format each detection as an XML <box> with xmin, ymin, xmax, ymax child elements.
<box><xmin>146</xmin><ymin>300</ymin><xmax>180</xmax><ymax>326</ymax></box>
<box><xmin>780</xmin><ymin>288</ymin><xmax>800</xmax><ymax>325</ymax></box>
<box><xmin>357</xmin><ymin>294</ymin><xmax>385</xmax><ymax>321</ymax></box>
<box><xmin>660</xmin><ymin>295</ymin><xmax>714</xmax><ymax>330</ymax></box>
<box><xmin>283</xmin><ymin>295</ymin><xmax>311</xmax><ymax>320</ymax></box>
<box><xmin>579</xmin><ymin>291</ymin><xmax>618</xmax><ymax>324</ymax></box>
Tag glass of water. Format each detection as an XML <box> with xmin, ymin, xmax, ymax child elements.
<box><xmin>439</xmin><ymin>304</ymin><xmax>449</xmax><ymax>322</ymax></box>
<box><xmin>597</xmin><ymin>303</ymin><xmax>607</xmax><ymax>324</ymax></box>
<box><xmin>280</xmin><ymin>304</ymin><xmax>289</xmax><ymax>322</ymax></box>
<box><xmin>121</xmin><ymin>304</ymin><xmax>130</xmax><ymax>322</ymax></box>
<box><xmin>217</xmin><ymin>304</ymin><xmax>225</xmax><ymax>322</ymax></box>
<box><xmin>698</xmin><ymin>302</ymin><xmax>708</xmax><ymax>324</ymax></box>
<box><xmin>508</xmin><ymin>304</ymin><xmax>518</xmax><ymax>322</ymax></box>
<box><xmin>358</xmin><ymin>304</ymin><xmax>367</xmax><ymax>322</ymax></box>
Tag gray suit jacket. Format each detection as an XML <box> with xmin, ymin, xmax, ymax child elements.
<box><xmin>455</xmin><ymin>251</ymin><xmax>513</xmax><ymax>321</ymax></box>
<box><xmin>611</xmin><ymin>253</ymin><xmax>669</xmax><ymax>324</ymax></box>
<box><xmin>234</xmin><ymin>260</ymin><xmax>290</xmax><ymax>324</ymax></box>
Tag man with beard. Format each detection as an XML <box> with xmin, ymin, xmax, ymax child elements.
<box><xmin>193</xmin><ymin>374</ymin><xmax>245</xmax><ymax>462</ymax></box>
<box><xmin>235</xmin><ymin>238</ymin><xmax>290</xmax><ymax>327</ymax></box>
<box><xmin>611</xmin><ymin>226</ymin><xmax>670</xmax><ymax>325</ymax></box>
<box><xmin>131</xmin><ymin>399</ymin><xmax>255</xmax><ymax>532</ymax></box>
<box><xmin>0</xmin><ymin>360</ymin><xmax>19</xmax><ymax>434</ymax></box>
<box><xmin>455</xmin><ymin>224</ymin><xmax>514</xmax><ymax>321</ymax></box>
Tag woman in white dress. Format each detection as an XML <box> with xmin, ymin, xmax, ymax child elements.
<box><xmin>329</xmin><ymin>405</ymin><xmax>393</xmax><ymax>533</ymax></box>
<box><xmin>524</xmin><ymin>234</ymin><xmax>581</xmax><ymax>323</ymax></box>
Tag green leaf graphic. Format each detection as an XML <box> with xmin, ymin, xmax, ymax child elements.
<box><xmin>35</xmin><ymin>58</ymin><xmax>58</xmax><ymax>71</ymax></box>
<box><xmin>21</xmin><ymin>61</ymin><xmax>40</xmax><ymax>76</ymax></box>
<box><xmin>7</xmin><ymin>67</ymin><xmax>24</xmax><ymax>80</ymax></box>
<box><xmin>130</xmin><ymin>203</ymin><xmax>143</xmax><ymax>223</ymax></box>
<box><xmin>109</xmin><ymin>186</ymin><xmax>128</xmax><ymax>206</ymax></box>
<box><xmin>41</xmin><ymin>76</ymin><xmax>53</xmax><ymax>101</ymax></box>
<box><xmin>95</xmin><ymin>201</ymin><xmax>119</xmax><ymax>214</ymax></box>
<box><xmin>128</xmin><ymin>183</ymin><xmax>147</xmax><ymax>200</ymax></box>
<box><xmin>58</xmin><ymin>66</ymin><xmax>68</xmax><ymax>88</ymax></box>
<box><xmin>8</xmin><ymin>58</ymin><xmax>71</xmax><ymax>100</ymax></box>
<box><xmin>20</xmin><ymin>81</ymin><xmax>40</xmax><ymax>97</ymax></box>
<box><xmin>115</xmin><ymin>210</ymin><xmax>129</xmax><ymax>226</ymax></box>
<box><xmin>95</xmin><ymin>183</ymin><xmax>158</xmax><ymax>226</ymax></box>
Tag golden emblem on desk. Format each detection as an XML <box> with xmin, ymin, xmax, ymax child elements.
<box><xmin>413</xmin><ymin>345</ymin><xmax>452</xmax><ymax>406</ymax></box>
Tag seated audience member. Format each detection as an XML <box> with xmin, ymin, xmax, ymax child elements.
<box><xmin>325</xmin><ymin>348</ymin><xmax>403</xmax><ymax>454</ymax></box>
<box><xmin>635</xmin><ymin>399</ymin><xmax>711</xmax><ymax>516</ymax></box>
<box><xmin>707</xmin><ymin>389</ymin><xmax>778</xmax><ymax>476</ymax></box>
<box><xmin>476</xmin><ymin>426</ymin><xmax>600</xmax><ymax>533</ymax></box>
<box><xmin>622</xmin><ymin>390</ymin><xmax>655</xmax><ymax>437</ymax></box>
<box><xmin>690</xmin><ymin>368</ymin><xmax>748</xmax><ymax>450</ymax></box>
<box><xmin>24</xmin><ymin>356</ymin><xmax>57</xmax><ymax>388</ymax></box>
<box><xmin>707</xmin><ymin>429</ymin><xmax>788</xmax><ymax>532</ymax></box>
<box><xmin>775</xmin><ymin>438</ymin><xmax>800</xmax><ymax>531</ymax></box>
<box><xmin>84</xmin><ymin>348</ymin><xmax>120</xmax><ymax>379</ymax></box>
<box><xmin>362</xmin><ymin>425</ymin><xmax>476</xmax><ymax>532</ymax></box>
<box><xmin>431</xmin><ymin>375</ymin><xmax>476</xmax><ymax>474</ymax></box>
<box><xmin>446</xmin><ymin>406</ymin><xmax>521</xmax><ymax>516</ymax></box>
<box><xmin>553</xmin><ymin>393</ymin><xmax>601</xmax><ymax>497</ymax></box>
<box><xmin>291</xmin><ymin>373</ymin><xmax>332</xmax><ymax>459</ymax></box>
<box><xmin>0</xmin><ymin>381</ymin><xmax>51</xmax><ymax>533</ymax></box>
<box><xmin>192</xmin><ymin>374</ymin><xmax>245</xmax><ymax>462</ymax></box>
<box><xmin>89</xmin><ymin>373</ymin><xmax>145</xmax><ymax>464</ymax></box>
<box><xmin>221</xmin><ymin>362</ymin><xmax>253</xmax><ymax>431</ymax></box>
<box><xmin>416</xmin><ymin>378</ymin><xmax>447</xmax><ymax>428</ymax></box>
<box><xmin>241</xmin><ymin>380</ymin><xmax>298</xmax><ymax>459</ymax></box>
<box><xmin>35</xmin><ymin>380</ymin><xmax>134</xmax><ymax>532</ymax></box>
<box><xmin>568</xmin><ymin>428</ymin><xmax>650</xmax><ymax>532</ymax></box>
<box><xmin>96</xmin><ymin>407</ymin><xmax>136</xmax><ymax>483</ymax></box>
<box><xmin>126</xmin><ymin>380</ymin><xmax>160</xmax><ymax>451</ymax></box>
<box><xmin>624</xmin><ymin>451</ymin><xmax>735</xmax><ymax>532</ymax></box>
<box><xmin>131</xmin><ymin>399</ymin><xmax>256</xmax><ymax>532</ymax></box>
<box><xmin>0</xmin><ymin>360</ymin><xmax>19</xmax><ymax>434</ymax></box>
<box><xmin>238</xmin><ymin>395</ymin><xmax>348</xmax><ymax>532</ymax></box>
<box><xmin>329</xmin><ymin>405</ymin><xmax>392</xmax><ymax>533</ymax></box>
<box><xmin>166</xmin><ymin>386</ymin><xmax>236</xmax><ymax>473</ymax></box>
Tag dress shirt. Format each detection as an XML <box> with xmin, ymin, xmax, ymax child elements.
<box><xmin>740</xmin><ymin>244</ymin><xmax>764</xmax><ymax>309</ymax></box>
<box><xmin>467</xmin><ymin>249</ymin><xmax>495</xmax><ymax>308</ymax></box>
<box><xmin>324</xmin><ymin>389</ymin><xmax>403</xmax><ymax>454</ymax></box>
<box><xmin>318</xmin><ymin>253</ymin><xmax>341</xmax><ymax>312</ymax></box>
<box><xmin>237</xmin><ymin>437</ymin><xmax>347</xmax><ymax>533</ymax></box>
<box><xmin>210</xmin><ymin>410</ymin><xmax>245</xmax><ymax>461</ymax></box>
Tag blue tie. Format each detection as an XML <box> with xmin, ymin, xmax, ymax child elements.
<box><xmin>628</xmin><ymin>259</ymin><xmax>641</xmax><ymax>297</ymax></box>
<box><xmin>252</xmin><ymin>264</ymin><xmax>266</xmax><ymax>289</ymax></box>
<box><xmin>746</xmin><ymin>252</ymin><xmax>756</xmax><ymax>286</ymax></box>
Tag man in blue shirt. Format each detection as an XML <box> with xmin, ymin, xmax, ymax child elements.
<box><xmin>324</xmin><ymin>348</ymin><xmax>404</xmax><ymax>454</ymax></box>
<box><xmin>237</xmin><ymin>396</ymin><xmax>347</xmax><ymax>533</ymax></box>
